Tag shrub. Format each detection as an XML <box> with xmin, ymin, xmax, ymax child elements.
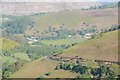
<box><xmin>45</xmin><ymin>71</ymin><xmax>52</xmax><ymax>76</ymax></box>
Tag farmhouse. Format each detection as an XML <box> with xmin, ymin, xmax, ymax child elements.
<box><xmin>84</xmin><ymin>33</ymin><xmax>92</xmax><ymax>39</ymax></box>
<box><xmin>26</xmin><ymin>37</ymin><xmax>38</xmax><ymax>44</ymax></box>
<box><xmin>68</xmin><ymin>35</ymin><xmax>72</xmax><ymax>38</ymax></box>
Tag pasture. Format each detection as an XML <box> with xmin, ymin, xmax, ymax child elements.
<box><xmin>11</xmin><ymin>58</ymin><xmax>77</xmax><ymax>78</ymax></box>
<box><xmin>40</xmin><ymin>38</ymin><xmax>85</xmax><ymax>46</ymax></box>
<box><xmin>60</xmin><ymin>30</ymin><xmax>119</xmax><ymax>62</ymax></box>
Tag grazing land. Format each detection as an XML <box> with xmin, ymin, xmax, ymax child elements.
<box><xmin>60</xmin><ymin>30</ymin><xmax>119</xmax><ymax>62</ymax></box>
<box><xmin>11</xmin><ymin>58</ymin><xmax>77</xmax><ymax>78</ymax></box>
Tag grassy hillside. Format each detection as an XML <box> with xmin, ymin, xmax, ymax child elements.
<box><xmin>25</xmin><ymin>8</ymin><xmax>118</xmax><ymax>35</ymax></box>
<box><xmin>60</xmin><ymin>30</ymin><xmax>118</xmax><ymax>62</ymax></box>
<box><xmin>1</xmin><ymin>8</ymin><xmax>117</xmax><ymax>37</ymax></box>
<box><xmin>31</xmin><ymin>10</ymin><xmax>92</xmax><ymax>28</ymax></box>
<box><xmin>11</xmin><ymin>58</ymin><xmax>77</xmax><ymax>78</ymax></box>
<box><xmin>10</xmin><ymin>30</ymin><xmax>119</xmax><ymax>78</ymax></box>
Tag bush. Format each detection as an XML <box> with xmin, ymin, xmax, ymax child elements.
<box><xmin>55</xmin><ymin>65</ymin><xmax>60</xmax><ymax>70</ymax></box>
<box><xmin>45</xmin><ymin>71</ymin><xmax>52</xmax><ymax>76</ymax></box>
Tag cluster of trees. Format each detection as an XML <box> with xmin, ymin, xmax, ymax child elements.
<box><xmin>39</xmin><ymin>27</ymin><xmax>77</xmax><ymax>40</ymax></box>
<box><xmin>78</xmin><ymin>26</ymin><xmax>97</xmax><ymax>38</ymax></box>
<box><xmin>55</xmin><ymin>62</ymin><xmax>116</xmax><ymax>78</ymax></box>
<box><xmin>31</xmin><ymin>12</ymin><xmax>47</xmax><ymax>16</ymax></box>
<box><xmin>2</xmin><ymin>43</ymin><xmax>63</xmax><ymax>78</ymax></box>
<box><xmin>2</xmin><ymin>44</ymin><xmax>63</xmax><ymax>60</ymax></box>
<box><xmin>81</xmin><ymin>3</ymin><xmax>118</xmax><ymax>10</ymax></box>
<box><xmin>1</xmin><ymin>16</ymin><xmax>35</xmax><ymax>34</ymax></box>
<box><xmin>35</xmin><ymin>25</ymin><xmax>97</xmax><ymax>40</ymax></box>
<box><xmin>103</xmin><ymin>25</ymin><xmax>120</xmax><ymax>33</ymax></box>
<box><xmin>2</xmin><ymin>32</ymin><xmax>27</xmax><ymax>44</ymax></box>
<box><xmin>2</xmin><ymin>59</ymin><xmax>26</xmax><ymax>78</ymax></box>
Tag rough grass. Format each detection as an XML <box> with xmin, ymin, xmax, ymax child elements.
<box><xmin>32</xmin><ymin>10</ymin><xmax>91</xmax><ymax>27</ymax></box>
<box><xmin>81</xmin><ymin>8</ymin><xmax>118</xmax><ymax>30</ymax></box>
<box><xmin>28</xmin><ymin>8</ymin><xmax>117</xmax><ymax>32</ymax></box>
<box><xmin>60</xmin><ymin>30</ymin><xmax>118</xmax><ymax>62</ymax></box>
<box><xmin>24</xmin><ymin>8</ymin><xmax>118</xmax><ymax>36</ymax></box>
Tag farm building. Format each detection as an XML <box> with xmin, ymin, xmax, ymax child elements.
<box><xmin>84</xmin><ymin>33</ymin><xmax>92</xmax><ymax>39</ymax></box>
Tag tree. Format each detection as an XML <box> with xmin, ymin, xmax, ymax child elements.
<box><xmin>56</xmin><ymin>65</ymin><xmax>60</xmax><ymax>70</ymax></box>
<box><xmin>3</xmin><ymin>71</ymin><xmax>12</xmax><ymax>78</ymax></box>
<box><xmin>106</xmin><ymin>67</ymin><xmax>116</xmax><ymax>78</ymax></box>
<box><xmin>61</xmin><ymin>45</ymin><xmax>67</xmax><ymax>49</ymax></box>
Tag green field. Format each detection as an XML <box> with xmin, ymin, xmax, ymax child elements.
<box><xmin>0</xmin><ymin>38</ymin><xmax>21</xmax><ymax>51</ymax></box>
<box><xmin>40</xmin><ymin>38</ymin><xmax>85</xmax><ymax>46</ymax></box>
<box><xmin>60</xmin><ymin>30</ymin><xmax>118</xmax><ymax>62</ymax></box>
<box><xmin>13</xmin><ymin>53</ymin><xmax>31</xmax><ymax>61</ymax></box>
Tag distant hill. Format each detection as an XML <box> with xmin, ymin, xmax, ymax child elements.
<box><xmin>1</xmin><ymin>2</ymin><xmax>101</xmax><ymax>16</ymax></box>
<box><xmin>26</xmin><ymin>8</ymin><xmax>118</xmax><ymax>35</ymax></box>
<box><xmin>1</xmin><ymin>7</ymin><xmax>118</xmax><ymax>37</ymax></box>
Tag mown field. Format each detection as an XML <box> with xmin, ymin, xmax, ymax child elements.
<box><xmin>60</xmin><ymin>30</ymin><xmax>119</xmax><ymax>62</ymax></box>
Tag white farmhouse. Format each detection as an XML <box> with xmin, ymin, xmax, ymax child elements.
<box><xmin>28</xmin><ymin>41</ymin><xmax>33</xmax><ymax>44</ymax></box>
<box><xmin>68</xmin><ymin>35</ymin><xmax>72</xmax><ymax>38</ymax></box>
<box><xmin>85</xmin><ymin>33</ymin><xmax>92</xmax><ymax>39</ymax></box>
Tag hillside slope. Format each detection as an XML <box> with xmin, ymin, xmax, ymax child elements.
<box><xmin>11</xmin><ymin>30</ymin><xmax>119</xmax><ymax>78</ymax></box>
<box><xmin>11</xmin><ymin>58</ymin><xmax>77</xmax><ymax>78</ymax></box>
<box><xmin>25</xmin><ymin>8</ymin><xmax>118</xmax><ymax>36</ymax></box>
<box><xmin>60</xmin><ymin>30</ymin><xmax>119</xmax><ymax>62</ymax></box>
